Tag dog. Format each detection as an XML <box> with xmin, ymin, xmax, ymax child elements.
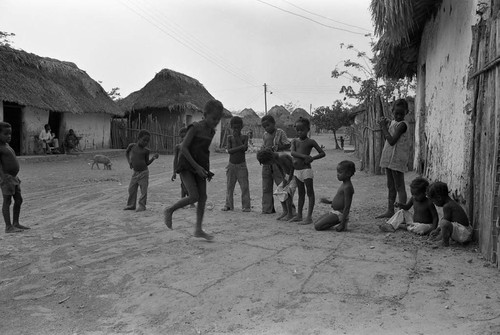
<box><xmin>89</xmin><ymin>154</ymin><xmax>112</xmax><ymax>170</ymax></box>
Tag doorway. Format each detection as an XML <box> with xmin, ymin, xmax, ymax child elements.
<box><xmin>3</xmin><ymin>103</ymin><xmax>23</xmax><ymax>155</ymax></box>
<box><xmin>48</xmin><ymin>111</ymin><xmax>62</xmax><ymax>139</ymax></box>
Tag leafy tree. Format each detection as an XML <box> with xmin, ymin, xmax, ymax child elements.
<box><xmin>107</xmin><ymin>87</ymin><xmax>121</xmax><ymax>101</ymax></box>
<box><xmin>283</xmin><ymin>101</ymin><xmax>299</xmax><ymax>113</ymax></box>
<box><xmin>312</xmin><ymin>100</ymin><xmax>350</xmax><ymax>149</ymax></box>
<box><xmin>0</xmin><ymin>31</ymin><xmax>15</xmax><ymax>47</ymax></box>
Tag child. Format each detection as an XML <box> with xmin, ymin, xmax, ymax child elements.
<box><xmin>256</xmin><ymin>148</ymin><xmax>295</xmax><ymax>221</ymax></box>
<box><xmin>427</xmin><ymin>181</ymin><xmax>472</xmax><ymax>247</ymax></box>
<box><xmin>378</xmin><ymin>177</ymin><xmax>438</xmax><ymax>235</ymax></box>
<box><xmin>339</xmin><ymin>136</ymin><xmax>345</xmax><ymax>150</ymax></box>
<box><xmin>290</xmin><ymin>117</ymin><xmax>325</xmax><ymax>224</ymax></box>
<box><xmin>124</xmin><ymin>130</ymin><xmax>159</xmax><ymax>212</ymax></box>
<box><xmin>314</xmin><ymin>160</ymin><xmax>355</xmax><ymax>232</ymax></box>
<box><xmin>171</xmin><ymin>127</ymin><xmax>189</xmax><ymax>200</ymax></box>
<box><xmin>376</xmin><ymin>99</ymin><xmax>410</xmax><ymax>219</ymax></box>
<box><xmin>222</xmin><ymin>116</ymin><xmax>251</xmax><ymax>212</ymax></box>
<box><xmin>260</xmin><ymin>115</ymin><xmax>291</xmax><ymax>214</ymax></box>
<box><xmin>164</xmin><ymin>100</ymin><xmax>224</xmax><ymax>240</ymax></box>
<box><xmin>0</xmin><ymin>122</ymin><xmax>29</xmax><ymax>233</ymax></box>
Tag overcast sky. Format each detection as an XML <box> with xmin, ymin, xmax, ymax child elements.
<box><xmin>1</xmin><ymin>0</ymin><xmax>375</xmax><ymax>114</ymax></box>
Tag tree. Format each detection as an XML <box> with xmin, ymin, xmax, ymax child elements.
<box><xmin>283</xmin><ymin>101</ymin><xmax>299</xmax><ymax>113</ymax></box>
<box><xmin>312</xmin><ymin>100</ymin><xmax>350</xmax><ymax>149</ymax></box>
<box><xmin>107</xmin><ymin>87</ymin><xmax>121</xmax><ymax>101</ymax></box>
<box><xmin>0</xmin><ymin>31</ymin><xmax>15</xmax><ymax>47</ymax></box>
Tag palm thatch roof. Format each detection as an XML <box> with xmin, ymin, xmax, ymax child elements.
<box><xmin>119</xmin><ymin>68</ymin><xmax>231</xmax><ymax>118</ymax></box>
<box><xmin>238</xmin><ymin>108</ymin><xmax>261</xmax><ymax>125</ymax></box>
<box><xmin>371</xmin><ymin>0</ymin><xmax>443</xmax><ymax>79</ymax></box>
<box><xmin>0</xmin><ymin>46</ymin><xmax>122</xmax><ymax>115</ymax></box>
<box><xmin>290</xmin><ymin>108</ymin><xmax>311</xmax><ymax>123</ymax></box>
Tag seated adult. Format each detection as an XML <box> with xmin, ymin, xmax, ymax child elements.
<box><xmin>39</xmin><ymin>124</ymin><xmax>59</xmax><ymax>154</ymax></box>
<box><xmin>64</xmin><ymin>129</ymin><xmax>81</xmax><ymax>153</ymax></box>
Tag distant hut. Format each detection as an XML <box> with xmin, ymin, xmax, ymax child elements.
<box><xmin>118</xmin><ymin>69</ymin><xmax>231</xmax><ymax>153</ymax></box>
<box><xmin>238</xmin><ymin>108</ymin><xmax>262</xmax><ymax>138</ymax></box>
<box><xmin>0</xmin><ymin>46</ymin><xmax>123</xmax><ymax>155</ymax></box>
<box><xmin>267</xmin><ymin>105</ymin><xmax>294</xmax><ymax>137</ymax></box>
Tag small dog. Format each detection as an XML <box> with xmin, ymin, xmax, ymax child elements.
<box><xmin>89</xmin><ymin>154</ymin><xmax>112</xmax><ymax>170</ymax></box>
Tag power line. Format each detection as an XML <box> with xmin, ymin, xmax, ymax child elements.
<box><xmin>255</xmin><ymin>0</ymin><xmax>366</xmax><ymax>35</ymax></box>
<box><xmin>280</xmin><ymin>0</ymin><xmax>372</xmax><ymax>32</ymax></box>
<box><xmin>119</xmin><ymin>0</ymin><xmax>259</xmax><ymax>86</ymax></box>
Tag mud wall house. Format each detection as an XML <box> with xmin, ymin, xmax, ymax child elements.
<box><xmin>0</xmin><ymin>46</ymin><xmax>122</xmax><ymax>155</ymax></box>
<box><xmin>372</xmin><ymin>0</ymin><xmax>500</xmax><ymax>265</ymax></box>
<box><xmin>117</xmin><ymin>69</ymin><xmax>231</xmax><ymax>154</ymax></box>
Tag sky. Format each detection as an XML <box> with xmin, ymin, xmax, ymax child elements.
<box><xmin>0</xmin><ymin>0</ymin><xmax>375</xmax><ymax>114</ymax></box>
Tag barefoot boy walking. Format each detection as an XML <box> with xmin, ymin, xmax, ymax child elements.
<box><xmin>0</xmin><ymin>122</ymin><xmax>29</xmax><ymax>233</ymax></box>
<box><xmin>290</xmin><ymin>118</ymin><xmax>325</xmax><ymax>225</ymax></box>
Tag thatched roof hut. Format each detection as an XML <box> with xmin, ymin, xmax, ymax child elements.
<box><xmin>238</xmin><ymin>108</ymin><xmax>261</xmax><ymax>125</ymax></box>
<box><xmin>370</xmin><ymin>0</ymin><xmax>443</xmax><ymax>79</ymax></box>
<box><xmin>118</xmin><ymin>68</ymin><xmax>231</xmax><ymax>117</ymax></box>
<box><xmin>290</xmin><ymin>108</ymin><xmax>311</xmax><ymax>123</ymax></box>
<box><xmin>0</xmin><ymin>46</ymin><xmax>122</xmax><ymax>116</ymax></box>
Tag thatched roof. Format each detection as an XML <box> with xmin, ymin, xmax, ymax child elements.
<box><xmin>0</xmin><ymin>46</ymin><xmax>122</xmax><ymax>115</ymax></box>
<box><xmin>290</xmin><ymin>108</ymin><xmax>311</xmax><ymax>123</ymax></box>
<box><xmin>371</xmin><ymin>0</ymin><xmax>443</xmax><ymax>79</ymax></box>
<box><xmin>238</xmin><ymin>108</ymin><xmax>261</xmax><ymax>125</ymax></box>
<box><xmin>119</xmin><ymin>68</ymin><xmax>231</xmax><ymax>117</ymax></box>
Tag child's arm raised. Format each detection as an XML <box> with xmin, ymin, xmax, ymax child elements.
<box><xmin>395</xmin><ymin>197</ymin><xmax>413</xmax><ymax>211</ymax></box>
<box><xmin>146</xmin><ymin>149</ymin><xmax>159</xmax><ymax>166</ymax></box>
<box><xmin>379</xmin><ymin>119</ymin><xmax>407</xmax><ymax>146</ymax></box>
<box><xmin>227</xmin><ymin>135</ymin><xmax>248</xmax><ymax>154</ymax></box>
<box><xmin>181</xmin><ymin>125</ymin><xmax>208</xmax><ymax>178</ymax></box>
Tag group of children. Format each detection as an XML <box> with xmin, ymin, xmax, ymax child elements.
<box><xmin>0</xmin><ymin>98</ymin><xmax>472</xmax><ymax>248</ymax></box>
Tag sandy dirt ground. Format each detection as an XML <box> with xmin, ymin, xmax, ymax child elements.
<box><xmin>0</xmin><ymin>134</ymin><xmax>499</xmax><ymax>335</ymax></box>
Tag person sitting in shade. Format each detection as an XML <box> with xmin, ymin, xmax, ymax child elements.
<box><xmin>64</xmin><ymin>129</ymin><xmax>82</xmax><ymax>153</ymax></box>
<box><xmin>39</xmin><ymin>124</ymin><xmax>59</xmax><ymax>154</ymax></box>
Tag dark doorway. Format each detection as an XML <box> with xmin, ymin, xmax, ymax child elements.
<box><xmin>48</xmin><ymin>111</ymin><xmax>62</xmax><ymax>139</ymax></box>
<box><xmin>3</xmin><ymin>103</ymin><xmax>23</xmax><ymax>155</ymax></box>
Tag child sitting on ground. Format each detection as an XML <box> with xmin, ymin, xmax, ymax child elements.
<box><xmin>260</xmin><ymin>115</ymin><xmax>291</xmax><ymax>214</ymax></box>
<box><xmin>222</xmin><ymin>116</ymin><xmax>251</xmax><ymax>212</ymax></box>
<box><xmin>124</xmin><ymin>130</ymin><xmax>159</xmax><ymax>212</ymax></box>
<box><xmin>427</xmin><ymin>181</ymin><xmax>472</xmax><ymax>247</ymax></box>
<box><xmin>164</xmin><ymin>100</ymin><xmax>224</xmax><ymax>240</ymax></box>
<box><xmin>290</xmin><ymin>117</ymin><xmax>325</xmax><ymax>225</ymax></box>
<box><xmin>256</xmin><ymin>148</ymin><xmax>295</xmax><ymax>221</ymax></box>
<box><xmin>314</xmin><ymin>160</ymin><xmax>355</xmax><ymax>232</ymax></box>
<box><xmin>0</xmin><ymin>122</ymin><xmax>29</xmax><ymax>233</ymax></box>
<box><xmin>378</xmin><ymin>177</ymin><xmax>438</xmax><ymax>235</ymax></box>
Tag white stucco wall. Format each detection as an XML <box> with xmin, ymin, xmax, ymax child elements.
<box><xmin>415</xmin><ymin>0</ymin><xmax>479</xmax><ymax>194</ymax></box>
<box><xmin>23</xmin><ymin>106</ymin><xmax>50</xmax><ymax>154</ymax></box>
<box><xmin>63</xmin><ymin>113</ymin><xmax>112</xmax><ymax>150</ymax></box>
<box><xmin>0</xmin><ymin>103</ymin><xmax>3</xmax><ymax>121</ymax></box>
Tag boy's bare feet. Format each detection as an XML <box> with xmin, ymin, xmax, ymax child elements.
<box><xmin>378</xmin><ymin>223</ymin><xmax>395</xmax><ymax>232</ymax></box>
<box><xmin>335</xmin><ymin>222</ymin><xmax>347</xmax><ymax>232</ymax></box>
<box><xmin>194</xmin><ymin>230</ymin><xmax>214</xmax><ymax>241</ymax></box>
<box><xmin>136</xmin><ymin>206</ymin><xmax>146</xmax><ymax>212</ymax></box>
<box><xmin>276</xmin><ymin>212</ymin><xmax>288</xmax><ymax>220</ymax></box>
<box><xmin>123</xmin><ymin>206</ymin><xmax>136</xmax><ymax>210</ymax></box>
<box><xmin>289</xmin><ymin>215</ymin><xmax>303</xmax><ymax>222</ymax></box>
<box><xmin>376</xmin><ymin>211</ymin><xmax>394</xmax><ymax>219</ymax></box>
<box><xmin>13</xmin><ymin>224</ymin><xmax>30</xmax><ymax>230</ymax></box>
<box><xmin>5</xmin><ymin>226</ymin><xmax>23</xmax><ymax>233</ymax></box>
<box><xmin>299</xmin><ymin>217</ymin><xmax>312</xmax><ymax>225</ymax></box>
<box><xmin>164</xmin><ymin>208</ymin><xmax>173</xmax><ymax>229</ymax></box>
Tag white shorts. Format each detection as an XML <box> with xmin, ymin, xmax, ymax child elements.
<box><xmin>439</xmin><ymin>220</ymin><xmax>473</xmax><ymax>243</ymax></box>
<box><xmin>329</xmin><ymin>209</ymin><xmax>344</xmax><ymax>222</ymax></box>
<box><xmin>274</xmin><ymin>180</ymin><xmax>297</xmax><ymax>202</ymax></box>
<box><xmin>294</xmin><ymin>168</ymin><xmax>313</xmax><ymax>182</ymax></box>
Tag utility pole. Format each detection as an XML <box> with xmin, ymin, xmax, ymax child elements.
<box><xmin>264</xmin><ymin>83</ymin><xmax>268</xmax><ymax>114</ymax></box>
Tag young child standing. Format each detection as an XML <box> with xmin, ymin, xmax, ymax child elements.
<box><xmin>171</xmin><ymin>127</ymin><xmax>189</xmax><ymax>199</ymax></box>
<box><xmin>260</xmin><ymin>115</ymin><xmax>291</xmax><ymax>214</ymax></box>
<box><xmin>256</xmin><ymin>149</ymin><xmax>295</xmax><ymax>221</ymax></box>
<box><xmin>222</xmin><ymin>116</ymin><xmax>250</xmax><ymax>212</ymax></box>
<box><xmin>124</xmin><ymin>130</ymin><xmax>159</xmax><ymax>212</ymax></box>
<box><xmin>164</xmin><ymin>99</ymin><xmax>224</xmax><ymax>240</ymax></box>
<box><xmin>376</xmin><ymin>99</ymin><xmax>410</xmax><ymax>219</ymax></box>
<box><xmin>290</xmin><ymin>118</ymin><xmax>325</xmax><ymax>224</ymax></box>
<box><xmin>314</xmin><ymin>160</ymin><xmax>355</xmax><ymax>232</ymax></box>
<box><xmin>427</xmin><ymin>181</ymin><xmax>472</xmax><ymax>247</ymax></box>
<box><xmin>0</xmin><ymin>122</ymin><xmax>29</xmax><ymax>233</ymax></box>
<box><xmin>378</xmin><ymin>177</ymin><xmax>439</xmax><ymax>234</ymax></box>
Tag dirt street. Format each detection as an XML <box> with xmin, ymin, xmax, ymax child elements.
<box><xmin>0</xmin><ymin>134</ymin><xmax>499</xmax><ymax>335</ymax></box>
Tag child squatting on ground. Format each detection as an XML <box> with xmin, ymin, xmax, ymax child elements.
<box><xmin>124</xmin><ymin>130</ymin><xmax>159</xmax><ymax>212</ymax></box>
<box><xmin>376</xmin><ymin>98</ymin><xmax>411</xmax><ymax>219</ymax></box>
<box><xmin>222</xmin><ymin>116</ymin><xmax>251</xmax><ymax>212</ymax></box>
<box><xmin>314</xmin><ymin>160</ymin><xmax>355</xmax><ymax>232</ymax></box>
<box><xmin>260</xmin><ymin>115</ymin><xmax>291</xmax><ymax>214</ymax></box>
<box><xmin>164</xmin><ymin>99</ymin><xmax>224</xmax><ymax>240</ymax></box>
<box><xmin>290</xmin><ymin>117</ymin><xmax>325</xmax><ymax>225</ymax></box>
<box><xmin>256</xmin><ymin>149</ymin><xmax>295</xmax><ymax>221</ymax></box>
<box><xmin>0</xmin><ymin>122</ymin><xmax>29</xmax><ymax>233</ymax></box>
<box><xmin>427</xmin><ymin>181</ymin><xmax>472</xmax><ymax>247</ymax></box>
<box><xmin>379</xmin><ymin>177</ymin><xmax>439</xmax><ymax>235</ymax></box>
